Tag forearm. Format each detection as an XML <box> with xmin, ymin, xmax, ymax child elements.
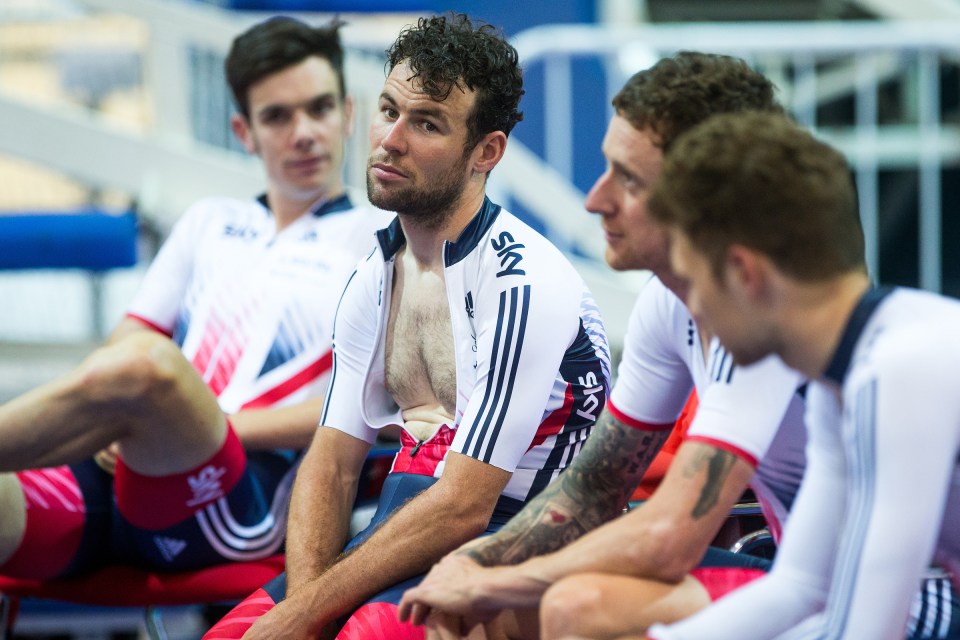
<box><xmin>297</xmin><ymin>480</ymin><xmax>495</xmax><ymax>627</ymax></box>
<box><xmin>285</xmin><ymin>429</ymin><xmax>364</xmax><ymax>593</ymax></box>
<box><xmin>465</xmin><ymin>413</ymin><xmax>670</xmax><ymax>567</ymax></box>
<box><xmin>229</xmin><ymin>397</ymin><xmax>325</xmax><ymax>450</ymax></box>
<box><xmin>483</xmin><ymin>440</ymin><xmax>756</xmax><ymax>603</ymax></box>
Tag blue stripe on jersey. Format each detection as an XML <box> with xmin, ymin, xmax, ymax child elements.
<box><xmin>464</xmin><ymin>285</ymin><xmax>530</xmax><ymax>462</ymax></box>
<box><xmin>824</xmin><ymin>286</ymin><xmax>894</xmax><ymax>384</ymax></box>
<box><xmin>709</xmin><ymin>343</ymin><xmax>736</xmax><ymax>384</ymax></box>
<box><xmin>824</xmin><ymin>378</ymin><xmax>878</xmax><ymax>638</ymax></box>
<box><xmin>483</xmin><ymin>285</ymin><xmax>531</xmax><ymax>463</ymax></box>
<box><xmin>578</xmin><ymin>293</ymin><xmax>611</xmax><ymax>388</ymax></box>
<box><xmin>528</xmin><ymin>424</ymin><xmax>593</xmax><ymax>498</ymax></box>
<box><xmin>526</xmin><ymin>321</ymin><xmax>606</xmax><ymax>498</ymax></box>
<box><xmin>173</xmin><ymin>309</ymin><xmax>190</xmax><ymax>347</ymax></box>
<box><xmin>461</xmin><ymin>291</ymin><xmax>507</xmax><ymax>455</ymax></box>
<box><xmin>259</xmin><ymin>308</ymin><xmax>308</xmax><ymax>377</ymax></box>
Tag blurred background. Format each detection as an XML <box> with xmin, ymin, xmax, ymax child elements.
<box><xmin>0</xmin><ymin>0</ymin><xmax>958</xmax><ymax>635</ymax></box>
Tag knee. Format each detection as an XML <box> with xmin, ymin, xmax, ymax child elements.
<box><xmin>81</xmin><ymin>333</ymin><xmax>183</xmax><ymax>404</ymax></box>
<box><xmin>540</xmin><ymin>576</ymin><xmax>604</xmax><ymax>639</ymax></box>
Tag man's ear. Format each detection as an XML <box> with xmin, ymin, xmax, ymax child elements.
<box><xmin>231</xmin><ymin>113</ymin><xmax>257</xmax><ymax>155</ymax></box>
<box><xmin>471</xmin><ymin>131</ymin><xmax>507</xmax><ymax>175</ymax></box>
<box><xmin>725</xmin><ymin>244</ymin><xmax>767</xmax><ymax>299</ymax></box>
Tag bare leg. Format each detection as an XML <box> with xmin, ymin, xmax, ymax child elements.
<box><xmin>0</xmin><ymin>332</ymin><xmax>226</xmax><ymax>476</ymax></box>
<box><xmin>0</xmin><ymin>473</ymin><xmax>25</xmax><ymax>563</ymax></box>
<box><xmin>539</xmin><ymin>573</ymin><xmax>710</xmax><ymax>640</ymax></box>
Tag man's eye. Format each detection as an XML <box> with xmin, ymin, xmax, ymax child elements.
<box><xmin>261</xmin><ymin>110</ymin><xmax>287</xmax><ymax>124</ymax></box>
<box><xmin>310</xmin><ymin>100</ymin><xmax>335</xmax><ymax>117</ymax></box>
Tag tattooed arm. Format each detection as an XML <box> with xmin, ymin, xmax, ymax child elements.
<box><xmin>398</xmin><ymin>415</ymin><xmax>755</xmax><ymax>625</ymax></box>
<box><xmin>463</xmin><ymin>409</ymin><xmax>671</xmax><ymax>566</ymax></box>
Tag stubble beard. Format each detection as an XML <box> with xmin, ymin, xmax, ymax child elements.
<box><xmin>366</xmin><ymin>153</ymin><xmax>471</xmax><ymax>231</ymax></box>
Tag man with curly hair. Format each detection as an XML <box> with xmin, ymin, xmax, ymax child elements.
<box><xmin>203</xmin><ymin>13</ymin><xmax>610</xmax><ymax>639</ymax></box>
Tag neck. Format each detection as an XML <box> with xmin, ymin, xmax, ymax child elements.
<box><xmin>267</xmin><ymin>186</ymin><xmax>343</xmax><ymax>232</ymax></box>
<box><xmin>399</xmin><ymin>183</ymin><xmax>486</xmax><ymax>269</ymax></box>
<box><xmin>776</xmin><ymin>270</ymin><xmax>871</xmax><ymax>379</ymax></box>
<box><xmin>657</xmin><ymin>269</ymin><xmax>690</xmax><ymax>304</ymax></box>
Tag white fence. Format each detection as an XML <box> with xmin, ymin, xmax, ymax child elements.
<box><xmin>1</xmin><ymin>4</ymin><xmax>958</xmax><ymax>345</ymax></box>
<box><xmin>510</xmin><ymin>21</ymin><xmax>960</xmax><ymax>294</ymax></box>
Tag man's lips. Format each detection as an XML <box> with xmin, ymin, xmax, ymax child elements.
<box><xmin>370</xmin><ymin>162</ymin><xmax>407</xmax><ymax>180</ymax></box>
<box><xmin>288</xmin><ymin>155</ymin><xmax>326</xmax><ymax>172</ymax></box>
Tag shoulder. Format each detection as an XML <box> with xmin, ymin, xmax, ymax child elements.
<box><xmin>475</xmin><ymin>209</ymin><xmax>583</xmax><ymax>288</ymax></box>
<box><xmin>849</xmin><ymin>289</ymin><xmax>960</xmax><ymax>393</ymax></box>
<box><xmin>626</xmin><ymin>276</ymin><xmax>690</xmax><ymax>345</ymax></box>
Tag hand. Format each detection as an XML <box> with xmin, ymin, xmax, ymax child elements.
<box><xmin>241</xmin><ymin>598</ymin><xmax>324</xmax><ymax>640</ymax></box>
<box><xmin>399</xmin><ymin>554</ymin><xmax>537</xmax><ymax>627</ymax></box>
<box><xmin>93</xmin><ymin>443</ymin><xmax>120</xmax><ymax>475</ymax></box>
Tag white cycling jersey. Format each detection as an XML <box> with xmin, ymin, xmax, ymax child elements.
<box><xmin>609</xmin><ymin>276</ymin><xmax>807</xmax><ymax>540</ymax></box>
<box><xmin>320</xmin><ymin>198</ymin><xmax>611</xmax><ymax>505</ymax></box>
<box><xmin>128</xmin><ymin>193</ymin><xmax>392</xmax><ymax>414</ymax></box>
<box><xmin>651</xmin><ymin>286</ymin><xmax>960</xmax><ymax>639</ymax></box>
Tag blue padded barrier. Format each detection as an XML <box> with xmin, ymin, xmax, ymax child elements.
<box><xmin>0</xmin><ymin>210</ymin><xmax>137</xmax><ymax>272</ymax></box>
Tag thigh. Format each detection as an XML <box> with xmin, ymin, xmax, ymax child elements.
<box><xmin>114</xmin><ymin>449</ymin><xmax>296</xmax><ymax>571</ymax></box>
<box><xmin>541</xmin><ymin>573</ymin><xmax>711</xmax><ymax>640</ymax></box>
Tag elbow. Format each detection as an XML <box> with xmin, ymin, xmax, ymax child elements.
<box><xmin>452</xmin><ymin>503</ymin><xmax>495</xmax><ymax>541</ymax></box>
<box><xmin>623</xmin><ymin>517</ymin><xmax>704</xmax><ymax>584</ymax></box>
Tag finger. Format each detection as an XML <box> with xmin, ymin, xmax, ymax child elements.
<box><xmin>411</xmin><ymin>602</ymin><xmax>433</xmax><ymax>627</ymax></box>
<box><xmin>397</xmin><ymin>598</ymin><xmax>412</xmax><ymax>622</ymax></box>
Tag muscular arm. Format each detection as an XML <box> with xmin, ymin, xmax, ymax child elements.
<box><xmin>285</xmin><ymin>427</ymin><xmax>370</xmax><ymax>594</ymax></box>
<box><xmin>519</xmin><ymin>439</ymin><xmax>754</xmax><ymax>585</ymax></box>
<box><xmin>400</xmin><ymin>429</ymin><xmax>753</xmax><ymax>622</ymax></box>
<box><xmin>275</xmin><ymin>450</ymin><xmax>511</xmax><ymax>635</ymax></box>
<box><xmin>463</xmin><ymin>409</ymin><xmax>671</xmax><ymax>567</ymax></box>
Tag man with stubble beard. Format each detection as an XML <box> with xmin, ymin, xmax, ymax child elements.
<box><xmin>204</xmin><ymin>13</ymin><xmax>610</xmax><ymax>639</ymax></box>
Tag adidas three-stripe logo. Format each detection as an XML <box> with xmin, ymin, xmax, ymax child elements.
<box><xmin>463</xmin><ymin>285</ymin><xmax>531</xmax><ymax>463</ymax></box>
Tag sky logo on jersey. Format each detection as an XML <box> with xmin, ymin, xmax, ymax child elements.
<box><xmin>576</xmin><ymin>371</ymin><xmax>603</xmax><ymax>421</ymax></box>
<box><xmin>223</xmin><ymin>224</ymin><xmax>259</xmax><ymax>240</ymax></box>
<box><xmin>154</xmin><ymin>536</ymin><xmax>188</xmax><ymax>562</ymax></box>
<box><xmin>491</xmin><ymin>231</ymin><xmax>526</xmax><ymax>277</ymax></box>
<box><xmin>186</xmin><ymin>465</ymin><xmax>228</xmax><ymax>507</ymax></box>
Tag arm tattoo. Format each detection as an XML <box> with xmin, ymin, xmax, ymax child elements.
<box><xmin>463</xmin><ymin>409</ymin><xmax>672</xmax><ymax>566</ymax></box>
<box><xmin>683</xmin><ymin>447</ymin><xmax>738</xmax><ymax>518</ymax></box>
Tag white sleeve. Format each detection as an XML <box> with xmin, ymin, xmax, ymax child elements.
<box><xmin>608</xmin><ymin>278</ymin><xmax>694</xmax><ymax>427</ymax></box>
<box><xmin>688</xmin><ymin>352</ymin><xmax>805</xmax><ymax>464</ymax></box>
<box><xmin>649</xmin><ymin>382</ymin><xmax>844</xmax><ymax>640</ymax></box>
<box><xmin>126</xmin><ymin>203</ymin><xmax>204</xmax><ymax>332</ymax></box>
<box><xmin>813</xmin><ymin>334</ymin><xmax>960</xmax><ymax>638</ymax></box>
<box><xmin>449</xmin><ymin>258</ymin><xmax>583</xmax><ymax>472</ymax></box>
<box><xmin>319</xmin><ymin>259</ymin><xmax>381</xmax><ymax>444</ymax></box>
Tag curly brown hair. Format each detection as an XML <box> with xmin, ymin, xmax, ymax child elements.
<box><xmin>613</xmin><ymin>51</ymin><xmax>783</xmax><ymax>152</ymax></box>
<box><xmin>649</xmin><ymin>112</ymin><xmax>865</xmax><ymax>281</ymax></box>
<box><xmin>386</xmin><ymin>13</ymin><xmax>524</xmax><ymax>149</ymax></box>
